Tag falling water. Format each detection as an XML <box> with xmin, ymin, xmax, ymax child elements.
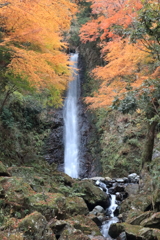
<box><xmin>63</xmin><ymin>53</ymin><xmax>80</xmax><ymax>178</ymax></box>
<box><xmin>96</xmin><ymin>180</ymin><xmax>119</xmax><ymax>239</ymax></box>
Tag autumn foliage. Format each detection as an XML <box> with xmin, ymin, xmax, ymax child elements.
<box><xmin>80</xmin><ymin>0</ymin><xmax>160</xmax><ymax>108</ymax></box>
<box><xmin>0</xmin><ymin>0</ymin><xmax>77</xmax><ymax>98</ymax></box>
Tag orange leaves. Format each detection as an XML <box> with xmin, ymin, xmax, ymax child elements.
<box><xmin>0</xmin><ymin>0</ymin><xmax>77</xmax><ymax>94</ymax></box>
<box><xmin>80</xmin><ymin>0</ymin><xmax>159</xmax><ymax>109</ymax></box>
<box><xmin>80</xmin><ymin>20</ymin><xmax>100</xmax><ymax>43</ymax></box>
<box><xmin>80</xmin><ymin>0</ymin><xmax>143</xmax><ymax>43</ymax></box>
<box><xmin>93</xmin><ymin>39</ymin><xmax>148</xmax><ymax>81</ymax></box>
<box><xmin>85</xmin><ymin>38</ymin><xmax>156</xmax><ymax>108</ymax></box>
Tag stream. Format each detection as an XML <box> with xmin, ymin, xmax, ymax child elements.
<box><xmin>96</xmin><ymin>180</ymin><xmax>119</xmax><ymax>239</ymax></box>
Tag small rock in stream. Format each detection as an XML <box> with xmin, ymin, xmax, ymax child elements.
<box><xmin>128</xmin><ymin>173</ymin><xmax>140</xmax><ymax>183</ymax></box>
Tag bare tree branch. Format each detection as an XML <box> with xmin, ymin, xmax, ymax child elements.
<box><xmin>0</xmin><ymin>2</ymin><xmax>10</xmax><ymax>8</ymax></box>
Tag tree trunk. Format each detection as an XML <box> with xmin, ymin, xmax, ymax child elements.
<box><xmin>0</xmin><ymin>90</ymin><xmax>10</xmax><ymax>114</ymax></box>
<box><xmin>142</xmin><ymin>120</ymin><xmax>158</xmax><ymax>169</ymax></box>
<box><xmin>0</xmin><ymin>85</ymin><xmax>16</xmax><ymax>114</ymax></box>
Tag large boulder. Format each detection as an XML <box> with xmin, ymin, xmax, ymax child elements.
<box><xmin>126</xmin><ymin>210</ymin><xmax>152</xmax><ymax>225</ymax></box>
<box><xmin>72</xmin><ymin>180</ymin><xmax>109</xmax><ymax>210</ymax></box>
<box><xmin>0</xmin><ymin>176</ymin><xmax>35</xmax><ymax>208</ymax></box>
<box><xmin>140</xmin><ymin>212</ymin><xmax>160</xmax><ymax>229</ymax></box>
<box><xmin>26</xmin><ymin>192</ymin><xmax>66</xmax><ymax>220</ymax></box>
<box><xmin>65</xmin><ymin>196</ymin><xmax>89</xmax><ymax>216</ymax></box>
<box><xmin>18</xmin><ymin>211</ymin><xmax>56</xmax><ymax>240</ymax></box>
<box><xmin>49</xmin><ymin>214</ymin><xmax>101</xmax><ymax>239</ymax></box>
<box><xmin>26</xmin><ymin>192</ymin><xmax>89</xmax><ymax>220</ymax></box>
<box><xmin>125</xmin><ymin>183</ymin><xmax>139</xmax><ymax>196</ymax></box>
<box><xmin>67</xmin><ymin>215</ymin><xmax>101</xmax><ymax>236</ymax></box>
<box><xmin>58</xmin><ymin>226</ymin><xmax>90</xmax><ymax>240</ymax></box>
<box><xmin>120</xmin><ymin>193</ymin><xmax>152</xmax><ymax>219</ymax></box>
<box><xmin>109</xmin><ymin>222</ymin><xmax>160</xmax><ymax>240</ymax></box>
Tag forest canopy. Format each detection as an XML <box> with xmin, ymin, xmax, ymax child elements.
<box><xmin>80</xmin><ymin>0</ymin><xmax>160</xmax><ymax>108</ymax></box>
<box><xmin>0</xmin><ymin>0</ymin><xmax>77</xmax><ymax>106</ymax></box>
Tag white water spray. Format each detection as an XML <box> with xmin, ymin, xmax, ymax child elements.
<box><xmin>63</xmin><ymin>53</ymin><xmax>80</xmax><ymax>178</ymax></box>
<box><xmin>96</xmin><ymin>181</ymin><xmax>119</xmax><ymax>239</ymax></box>
<box><xmin>101</xmin><ymin>193</ymin><xmax>118</xmax><ymax>238</ymax></box>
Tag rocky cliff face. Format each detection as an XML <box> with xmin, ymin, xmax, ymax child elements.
<box><xmin>44</xmin><ymin>108</ymin><xmax>64</xmax><ymax>172</ymax></box>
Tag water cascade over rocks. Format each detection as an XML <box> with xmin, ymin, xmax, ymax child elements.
<box><xmin>95</xmin><ymin>180</ymin><xmax>119</xmax><ymax>239</ymax></box>
<box><xmin>63</xmin><ymin>53</ymin><xmax>80</xmax><ymax>178</ymax></box>
<box><xmin>90</xmin><ymin>174</ymin><xmax>140</xmax><ymax>239</ymax></box>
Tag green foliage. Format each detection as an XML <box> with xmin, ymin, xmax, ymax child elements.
<box><xmin>1</xmin><ymin>108</ymin><xmax>14</xmax><ymax>128</ymax></box>
<box><xmin>58</xmin><ymin>185</ymin><xmax>85</xmax><ymax>197</ymax></box>
<box><xmin>68</xmin><ymin>0</ymin><xmax>91</xmax><ymax>47</ymax></box>
<box><xmin>5</xmin><ymin>71</ymin><xmax>35</xmax><ymax>93</ymax></box>
<box><xmin>112</xmin><ymin>94</ymin><xmax>137</xmax><ymax>114</ymax></box>
<box><xmin>44</xmin><ymin>86</ymin><xmax>63</xmax><ymax>108</ymax></box>
<box><xmin>130</xmin><ymin>5</ymin><xmax>160</xmax><ymax>59</ymax></box>
<box><xmin>0</xmin><ymin>93</ymin><xmax>53</xmax><ymax>164</ymax></box>
<box><xmin>77</xmin><ymin>1</ymin><xmax>91</xmax><ymax>26</ymax></box>
<box><xmin>128</xmin><ymin>138</ymin><xmax>141</xmax><ymax>148</ymax></box>
<box><xmin>82</xmin><ymin>71</ymin><xmax>101</xmax><ymax>98</ymax></box>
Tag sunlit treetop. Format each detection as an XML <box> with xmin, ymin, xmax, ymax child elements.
<box><xmin>80</xmin><ymin>0</ymin><xmax>160</xmax><ymax>108</ymax></box>
<box><xmin>0</xmin><ymin>0</ymin><xmax>77</xmax><ymax>94</ymax></box>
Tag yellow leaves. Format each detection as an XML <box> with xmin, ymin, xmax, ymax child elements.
<box><xmin>136</xmin><ymin>108</ymin><xmax>142</xmax><ymax>114</ymax></box>
<box><xmin>0</xmin><ymin>0</ymin><xmax>77</xmax><ymax>48</ymax></box>
<box><xmin>9</xmin><ymin>46</ymin><xmax>70</xmax><ymax>90</ymax></box>
<box><xmin>0</xmin><ymin>0</ymin><xmax>77</xmax><ymax>95</ymax></box>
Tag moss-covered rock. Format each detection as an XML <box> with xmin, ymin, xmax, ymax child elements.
<box><xmin>109</xmin><ymin>222</ymin><xmax>160</xmax><ymax>240</ymax></box>
<box><xmin>18</xmin><ymin>211</ymin><xmax>56</xmax><ymax>240</ymax></box>
<box><xmin>126</xmin><ymin>211</ymin><xmax>152</xmax><ymax>225</ymax></box>
<box><xmin>120</xmin><ymin>193</ymin><xmax>152</xmax><ymax>218</ymax></box>
<box><xmin>65</xmin><ymin>196</ymin><xmax>89</xmax><ymax>216</ymax></box>
<box><xmin>67</xmin><ymin>215</ymin><xmax>101</xmax><ymax>236</ymax></box>
<box><xmin>59</xmin><ymin>227</ymin><xmax>90</xmax><ymax>240</ymax></box>
<box><xmin>52</xmin><ymin>171</ymin><xmax>75</xmax><ymax>186</ymax></box>
<box><xmin>0</xmin><ymin>176</ymin><xmax>35</xmax><ymax>208</ymax></box>
<box><xmin>0</xmin><ymin>161</ymin><xmax>10</xmax><ymax>176</ymax></box>
<box><xmin>72</xmin><ymin>180</ymin><xmax>109</xmax><ymax>209</ymax></box>
<box><xmin>8</xmin><ymin>166</ymin><xmax>46</xmax><ymax>192</ymax></box>
<box><xmin>26</xmin><ymin>192</ymin><xmax>66</xmax><ymax>220</ymax></box>
<box><xmin>49</xmin><ymin>219</ymin><xmax>68</xmax><ymax>236</ymax></box>
<box><xmin>140</xmin><ymin>212</ymin><xmax>160</xmax><ymax>229</ymax></box>
<box><xmin>49</xmin><ymin>214</ymin><xmax>101</xmax><ymax>238</ymax></box>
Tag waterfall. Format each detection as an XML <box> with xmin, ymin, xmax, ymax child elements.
<box><xmin>63</xmin><ymin>53</ymin><xmax>80</xmax><ymax>178</ymax></box>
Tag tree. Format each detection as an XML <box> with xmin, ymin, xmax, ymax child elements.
<box><xmin>80</xmin><ymin>0</ymin><xmax>159</xmax><ymax>108</ymax></box>
<box><xmin>80</xmin><ymin>0</ymin><xmax>160</xmax><ymax>166</ymax></box>
<box><xmin>0</xmin><ymin>0</ymin><xmax>77</xmax><ymax>106</ymax></box>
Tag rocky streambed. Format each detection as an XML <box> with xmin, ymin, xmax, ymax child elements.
<box><xmin>0</xmin><ymin>161</ymin><xmax>160</xmax><ymax>240</ymax></box>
